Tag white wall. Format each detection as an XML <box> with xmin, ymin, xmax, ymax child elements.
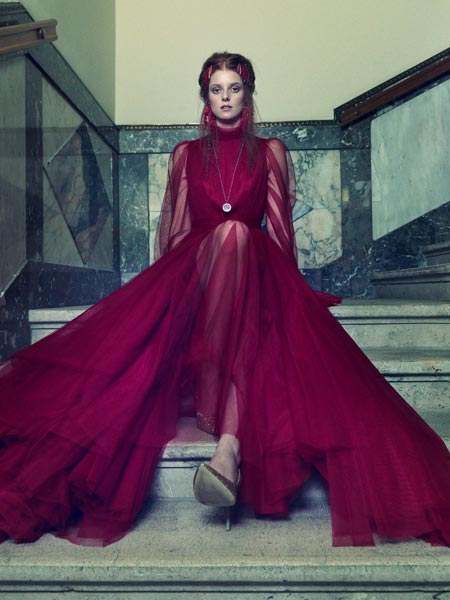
<box><xmin>7</xmin><ymin>0</ymin><xmax>450</xmax><ymax>125</ymax></box>
<box><xmin>18</xmin><ymin>0</ymin><xmax>115</xmax><ymax>120</ymax></box>
<box><xmin>115</xmin><ymin>0</ymin><xmax>450</xmax><ymax>124</ymax></box>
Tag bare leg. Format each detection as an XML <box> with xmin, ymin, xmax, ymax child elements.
<box><xmin>209</xmin><ymin>433</ymin><xmax>240</xmax><ymax>484</ymax></box>
<box><xmin>195</xmin><ymin>222</ymin><xmax>248</xmax><ymax>484</ymax></box>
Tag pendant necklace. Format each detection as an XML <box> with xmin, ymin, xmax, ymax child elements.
<box><xmin>212</xmin><ymin>139</ymin><xmax>245</xmax><ymax>213</ymax></box>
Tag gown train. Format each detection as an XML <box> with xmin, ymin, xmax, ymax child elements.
<box><xmin>0</xmin><ymin>126</ymin><xmax>449</xmax><ymax>547</ymax></box>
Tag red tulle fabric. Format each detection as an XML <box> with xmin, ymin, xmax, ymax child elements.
<box><xmin>0</xmin><ymin>126</ymin><xmax>449</xmax><ymax>547</ymax></box>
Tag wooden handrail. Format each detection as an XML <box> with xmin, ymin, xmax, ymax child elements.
<box><xmin>338</xmin><ymin>51</ymin><xmax>450</xmax><ymax>126</ymax></box>
<box><xmin>0</xmin><ymin>19</ymin><xmax>57</xmax><ymax>56</ymax></box>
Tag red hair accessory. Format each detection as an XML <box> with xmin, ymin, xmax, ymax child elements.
<box><xmin>203</xmin><ymin>65</ymin><xmax>213</xmax><ymax>87</ymax></box>
<box><xmin>237</xmin><ymin>63</ymin><xmax>248</xmax><ymax>83</ymax></box>
<box><xmin>202</xmin><ymin>105</ymin><xmax>215</xmax><ymax>131</ymax></box>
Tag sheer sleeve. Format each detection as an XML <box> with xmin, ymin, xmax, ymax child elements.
<box><xmin>265</xmin><ymin>138</ymin><xmax>298</xmax><ymax>266</ymax></box>
<box><xmin>155</xmin><ymin>141</ymin><xmax>191</xmax><ymax>260</ymax></box>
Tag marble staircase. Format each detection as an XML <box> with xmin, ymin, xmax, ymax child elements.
<box><xmin>2</xmin><ymin>298</ymin><xmax>448</xmax><ymax>598</ymax></box>
<box><xmin>28</xmin><ymin>299</ymin><xmax>450</xmax><ymax>501</ymax></box>
<box><xmin>372</xmin><ymin>240</ymin><xmax>450</xmax><ymax>301</ymax></box>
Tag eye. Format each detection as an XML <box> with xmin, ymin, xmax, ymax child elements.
<box><xmin>210</xmin><ymin>86</ymin><xmax>221</xmax><ymax>94</ymax></box>
<box><xmin>231</xmin><ymin>85</ymin><xmax>241</xmax><ymax>93</ymax></box>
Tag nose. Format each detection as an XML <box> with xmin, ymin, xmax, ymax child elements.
<box><xmin>222</xmin><ymin>89</ymin><xmax>230</xmax><ymax>101</ymax></box>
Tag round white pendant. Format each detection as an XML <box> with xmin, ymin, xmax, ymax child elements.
<box><xmin>222</xmin><ymin>202</ymin><xmax>232</xmax><ymax>213</ymax></box>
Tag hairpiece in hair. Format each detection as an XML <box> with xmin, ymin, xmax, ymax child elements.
<box><xmin>202</xmin><ymin>105</ymin><xmax>215</xmax><ymax>131</ymax></box>
<box><xmin>203</xmin><ymin>65</ymin><xmax>213</xmax><ymax>87</ymax></box>
<box><xmin>237</xmin><ymin>63</ymin><xmax>248</xmax><ymax>84</ymax></box>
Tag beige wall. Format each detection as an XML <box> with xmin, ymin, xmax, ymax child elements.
<box><xmin>116</xmin><ymin>0</ymin><xmax>450</xmax><ymax>124</ymax></box>
<box><xmin>8</xmin><ymin>1</ymin><xmax>450</xmax><ymax>124</ymax></box>
<box><xmin>19</xmin><ymin>0</ymin><xmax>115</xmax><ymax>120</ymax></box>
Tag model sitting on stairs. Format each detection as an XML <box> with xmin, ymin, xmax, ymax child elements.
<box><xmin>0</xmin><ymin>52</ymin><xmax>449</xmax><ymax>548</ymax></box>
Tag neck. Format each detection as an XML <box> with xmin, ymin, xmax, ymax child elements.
<box><xmin>216</xmin><ymin>116</ymin><xmax>241</xmax><ymax>130</ymax></box>
<box><xmin>216</xmin><ymin>123</ymin><xmax>244</xmax><ymax>141</ymax></box>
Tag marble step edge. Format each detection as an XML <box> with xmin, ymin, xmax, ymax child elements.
<box><xmin>1</xmin><ymin>563</ymin><xmax>450</xmax><ymax>589</ymax></box>
<box><xmin>29</xmin><ymin>299</ymin><xmax>450</xmax><ymax>323</ymax></box>
<box><xmin>422</xmin><ymin>239</ymin><xmax>450</xmax><ymax>267</ymax></box>
<box><xmin>372</xmin><ymin>263</ymin><xmax>450</xmax><ymax>283</ymax></box>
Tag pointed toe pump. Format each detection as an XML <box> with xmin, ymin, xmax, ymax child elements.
<box><xmin>193</xmin><ymin>463</ymin><xmax>241</xmax><ymax>531</ymax></box>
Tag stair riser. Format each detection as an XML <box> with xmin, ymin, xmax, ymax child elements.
<box><xmin>340</xmin><ymin>320</ymin><xmax>450</xmax><ymax>349</ymax></box>
<box><xmin>374</xmin><ymin>281</ymin><xmax>450</xmax><ymax>301</ymax></box>
<box><xmin>390</xmin><ymin>379</ymin><xmax>450</xmax><ymax>411</ymax></box>
<box><xmin>426</xmin><ymin>253</ymin><xmax>450</xmax><ymax>266</ymax></box>
<box><xmin>151</xmin><ymin>463</ymin><xmax>329</xmax><ymax>504</ymax></box>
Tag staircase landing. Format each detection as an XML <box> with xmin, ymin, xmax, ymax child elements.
<box><xmin>1</xmin><ymin>498</ymin><xmax>450</xmax><ymax>599</ymax></box>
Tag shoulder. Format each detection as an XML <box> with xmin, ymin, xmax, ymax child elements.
<box><xmin>264</xmin><ymin>137</ymin><xmax>288</xmax><ymax>154</ymax></box>
<box><xmin>260</xmin><ymin>137</ymin><xmax>289</xmax><ymax>169</ymax></box>
<box><xmin>170</xmin><ymin>140</ymin><xmax>191</xmax><ymax>164</ymax></box>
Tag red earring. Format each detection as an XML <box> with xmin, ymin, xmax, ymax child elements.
<box><xmin>202</xmin><ymin>105</ymin><xmax>215</xmax><ymax>132</ymax></box>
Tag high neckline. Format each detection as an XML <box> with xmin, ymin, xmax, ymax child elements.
<box><xmin>216</xmin><ymin>124</ymin><xmax>244</xmax><ymax>141</ymax></box>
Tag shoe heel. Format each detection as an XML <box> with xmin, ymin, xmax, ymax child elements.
<box><xmin>225</xmin><ymin>506</ymin><xmax>231</xmax><ymax>531</ymax></box>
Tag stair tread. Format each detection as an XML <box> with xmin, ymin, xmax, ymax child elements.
<box><xmin>422</xmin><ymin>240</ymin><xmax>450</xmax><ymax>253</ymax></box>
<box><xmin>372</xmin><ymin>263</ymin><xmax>450</xmax><ymax>280</ymax></box>
<box><xmin>29</xmin><ymin>299</ymin><xmax>450</xmax><ymax>323</ymax></box>
<box><xmin>1</xmin><ymin>500</ymin><xmax>449</xmax><ymax>588</ymax></box>
<box><xmin>365</xmin><ymin>347</ymin><xmax>450</xmax><ymax>374</ymax></box>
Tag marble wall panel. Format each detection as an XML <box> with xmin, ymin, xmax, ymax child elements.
<box><xmin>28</xmin><ymin>45</ymin><xmax>118</xmax><ymax>152</ymax></box>
<box><xmin>86</xmin><ymin>214</ymin><xmax>113</xmax><ymax>270</ymax></box>
<box><xmin>119</xmin><ymin>154</ymin><xmax>149</xmax><ymax>273</ymax></box>
<box><xmin>291</xmin><ymin>150</ymin><xmax>342</xmax><ymax>269</ymax></box>
<box><xmin>148</xmin><ymin>154</ymin><xmax>170</xmax><ymax>265</ymax></box>
<box><xmin>44</xmin><ymin>123</ymin><xmax>113</xmax><ymax>269</ymax></box>
<box><xmin>119</xmin><ymin>122</ymin><xmax>357</xmax><ymax>155</ymax></box>
<box><xmin>25</xmin><ymin>59</ymin><xmax>43</xmax><ymax>261</ymax></box>
<box><xmin>372</xmin><ymin>77</ymin><xmax>450</xmax><ymax>239</ymax></box>
<box><xmin>42</xmin><ymin>77</ymin><xmax>83</xmax><ymax>165</ymax></box>
<box><xmin>86</xmin><ymin>125</ymin><xmax>113</xmax><ymax>206</ymax></box>
<box><xmin>42</xmin><ymin>175</ymin><xmax>84</xmax><ymax>268</ymax></box>
<box><xmin>0</xmin><ymin>56</ymin><xmax>26</xmax><ymax>293</ymax></box>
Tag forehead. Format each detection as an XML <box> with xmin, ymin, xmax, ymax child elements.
<box><xmin>209</xmin><ymin>69</ymin><xmax>243</xmax><ymax>86</ymax></box>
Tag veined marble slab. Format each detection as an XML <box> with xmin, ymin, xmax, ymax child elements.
<box><xmin>371</xmin><ymin>78</ymin><xmax>450</xmax><ymax>239</ymax></box>
<box><xmin>0</xmin><ymin>56</ymin><xmax>26</xmax><ymax>293</ymax></box>
<box><xmin>42</xmin><ymin>77</ymin><xmax>83</xmax><ymax>165</ymax></box>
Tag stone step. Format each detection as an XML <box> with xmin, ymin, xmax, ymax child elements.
<box><xmin>29</xmin><ymin>299</ymin><xmax>450</xmax><ymax>349</ymax></box>
<box><xmin>332</xmin><ymin>299</ymin><xmax>450</xmax><ymax>349</ymax></box>
<box><xmin>153</xmin><ymin>412</ymin><xmax>450</xmax><ymax>502</ymax></box>
<box><xmin>422</xmin><ymin>239</ymin><xmax>450</xmax><ymax>266</ymax></box>
<box><xmin>1</xmin><ymin>496</ymin><xmax>449</xmax><ymax>599</ymax></box>
<box><xmin>364</xmin><ymin>347</ymin><xmax>450</xmax><ymax>410</ymax></box>
<box><xmin>28</xmin><ymin>302</ymin><xmax>450</xmax><ymax>410</ymax></box>
<box><xmin>372</xmin><ymin>263</ymin><xmax>450</xmax><ymax>301</ymax></box>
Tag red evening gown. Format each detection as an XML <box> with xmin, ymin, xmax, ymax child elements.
<box><xmin>0</xmin><ymin>126</ymin><xmax>449</xmax><ymax>547</ymax></box>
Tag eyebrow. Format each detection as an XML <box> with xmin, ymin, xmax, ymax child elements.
<box><xmin>209</xmin><ymin>81</ymin><xmax>242</xmax><ymax>87</ymax></box>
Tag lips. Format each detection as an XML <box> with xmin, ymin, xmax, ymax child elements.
<box><xmin>221</xmin><ymin>105</ymin><xmax>232</xmax><ymax>111</ymax></box>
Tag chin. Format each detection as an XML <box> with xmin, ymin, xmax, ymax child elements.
<box><xmin>218</xmin><ymin>115</ymin><xmax>241</xmax><ymax>127</ymax></box>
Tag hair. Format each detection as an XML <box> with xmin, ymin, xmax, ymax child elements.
<box><xmin>198</xmin><ymin>51</ymin><xmax>258</xmax><ymax>164</ymax></box>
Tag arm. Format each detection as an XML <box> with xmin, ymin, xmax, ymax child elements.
<box><xmin>155</xmin><ymin>141</ymin><xmax>191</xmax><ymax>260</ymax></box>
<box><xmin>265</xmin><ymin>138</ymin><xmax>298</xmax><ymax>266</ymax></box>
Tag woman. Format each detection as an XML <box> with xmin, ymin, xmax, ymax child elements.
<box><xmin>0</xmin><ymin>52</ymin><xmax>449</xmax><ymax>548</ymax></box>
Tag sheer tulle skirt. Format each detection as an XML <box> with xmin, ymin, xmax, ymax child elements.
<box><xmin>0</xmin><ymin>220</ymin><xmax>449</xmax><ymax>546</ymax></box>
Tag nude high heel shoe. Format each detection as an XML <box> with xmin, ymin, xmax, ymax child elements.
<box><xmin>193</xmin><ymin>463</ymin><xmax>241</xmax><ymax>531</ymax></box>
